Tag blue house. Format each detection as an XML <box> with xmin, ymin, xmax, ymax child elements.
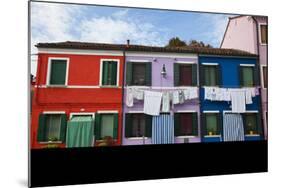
<box><xmin>198</xmin><ymin>55</ymin><xmax>263</xmax><ymax>142</ymax></box>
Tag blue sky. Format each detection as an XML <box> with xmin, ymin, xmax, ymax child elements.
<box><xmin>30</xmin><ymin>1</ymin><xmax>236</xmax><ymax>74</ymax></box>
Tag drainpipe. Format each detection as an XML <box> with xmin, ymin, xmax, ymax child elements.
<box><xmin>252</xmin><ymin>16</ymin><xmax>265</xmax><ymax>139</ymax></box>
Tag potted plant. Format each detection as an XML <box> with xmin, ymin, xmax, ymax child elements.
<box><xmin>97</xmin><ymin>136</ymin><xmax>114</xmax><ymax>147</ymax></box>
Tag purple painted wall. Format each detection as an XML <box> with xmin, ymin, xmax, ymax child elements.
<box><xmin>122</xmin><ymin>53</ymin><xmax>200</xmax><ymax>145</ymax></box>
<box><xmin>221</xmin><ymin>15</ymin><xmax>268</xmax><ymax>139</ymax></box>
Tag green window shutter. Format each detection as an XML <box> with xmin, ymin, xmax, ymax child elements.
<box><xmin>254</xmin><ymin>65</ymin><xmax>260</xmax><ymax>86</ymax></box>
<box><xmin>110</xmin><ymin>61</ymin><xmax>117</xmax><ymax>85</ymax></box>
<box><xmin>239</xmin><ymin>66</ymin><xmax>243</xmax><ymax>87</ymax></box>
<box><xmin>242</xmin><ymin>114</ymin><xmax>247</xmax><ymax>134</ymax></box>
<box><xmin>216</xmin><ymin>65</ymin><xmax>222</xmax><ymax>87</ymax></box>
<box><xmin>126</xmin><ymin>62</ymin><xmax>132</xmax><ymax>85</ymax></box>
<box><xmin>113</xmin><ymin>114</ymin><xmax>119</xmax><ymax>139</ymax></box>
<box><xmin>102</xmin><ymin>61</ymin><xmax>109</xmax><ymax>85</ymax></box>
<box><xmin>191</xmin><ymin>64</ymin><xmax>198</xmax><ymax>86</ymax></box>
<box><xmin>59</xmin><ymin>114</ymin><xmax>67</xmax><ymax>143</ymax></box>
<box><xmin>125</xmin><ymin>114</ymin><xmax>133</xmax><ymax>138</ymax></box>
<box><xmin>174</xmin><ymin>63</ymin><xmax>180</xmax><ymax>86</ymax></box>
<box><xmin>37</xmin><ymin>114</ymin><xmax>47</xmax><ymax>142</ymax></box>
<box><xmin>216</xmin><ymin>113</ymin><xmax>222</xmax><ymax>135</ymax></box>
<box><xmin>145</xmin><ymin>62</ymin><xmax>152</xmax><ymax>86</ymax></box>
<box><xmin>201</xmin><ymin>113</ymin><xmax>206</xmax><ymax>136</ymax></box>
<box><xmin>174</xmin><ymin>113</ymin><xmax>181</xmax><ymax>136</ymax></box>
<box><xmin>256</xmin><ymin>113</ymin><xmax>262</xmax><ymax>135</ymax></box>
<box><xmin>145</xmin><ymin>115</ymin><xmax>152</xmax><ymax>137</ymax></box>
<box><xmin>50</xmin><ymin>60</ymin><xmax>67</xmax><ymax>85</ymax></box>
<box><xmin>95</xmin><ymin>114</ymin><xmax>101</xmax><ymax>140</ymax></box>
<box><xmin>200</xmin><ymin>64</ymin><xmax>205</xmax><ymax>86</ymax></box>
<box><xmin>192</xmin><ymin>113</ymin><xmax>198</xmax><ymax>136</ymax></box>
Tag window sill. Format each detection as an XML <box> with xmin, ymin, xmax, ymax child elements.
<box><xmin>202</xmin><ymin>86</ymin><xmax>220</xmax><ymax>88</ymax></box>
<box><xmin>176</xmin><ymin>136</ymin><xmax>197</xmax><ymax>138</ymax></box>
<box><xmin>127</xmin><ymin>137</ymin><xmax>149</xmax><ymax>140</ymax></box>
<box><xmin>204</xmin><ymin>135</ymin><xmax>221</xmax><ymax>138</ymax></box>
<box><xmin>99</xmin><ymin>85</ymin><xmax>120</xmax><ymax>88</ymax></box>
<box><xmin>38</xmin><ymin>141</ymin><xmax>63</xmax><ymax>144</ymax></box>
<box><xmin>46</xmin><ymin>85</ymin><xmax>67</xmax><ymax>88</ymax></box>
<box><xmin>259</xmin><ymin>43</ymin><xmax>268</xmax><ymax>46</ymax></box>
<box><xmin>126</xmin><ymin>86</ymin><xmax>150</xmax><ymax>88</ymax></box>
<box><xmin>245</xmin><ymin>134</ymin><xmax>260</xmax><ymax>137</ymax></box>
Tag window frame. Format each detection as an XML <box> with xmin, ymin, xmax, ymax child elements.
<box><xmin>126</xmin><ymin>112</ymin><xmax>148</xmax><ymax>139</ymax></box>
<box><xmin>39</xmin><ymin>111</ymin><xmax>67</xmax><ymax>144</ymax></box>
<box><xmin>259</xmin><ymin>23</ymin><xmax>268</xmax><ymax>45</ymax></box>
<box><xmin>174</xmin><ymin>110</ymin><xmax>198</xmax><ymax>138</ymax></box>
<box><xmin>240</xmin><ymin>64</ymin><xmax>255</xmax><ymax>87</ymax></box>
<box><xmin>176</xmin><ymin>61</ymin><xmax>197</xmax><ymax>87</ymax></box>
<box><xmin>131</xmin><ymin>61</ymin><xmax>150</xmax><ymax>86</ymax></box>
<box><xmin>96</xmin><ymin>111</ymin><xmax>119</xmax><ymax>141</ymax></box>
<box><xmin>99</xmin><ymin>59</ymin><xmax>120</xmax><ymax>87</ymax></box>
<box><xmin>202</xmin><ymin>111</ymin><xmax>221</xmax><ymax>137</ymax></box>
<box><xmin>202</xmin><ymin>63</ymin><xmax>220</xmax><ymax>87</ymax></box>
<box><xmin>261</xmin><ymin>65</ymin><xmax>268</xmax><ymax>89</ymax></box>
<box><xmin>46</xmin><ymin>57</ymin><xmax>69</xmax><ymax>87</ymax></box>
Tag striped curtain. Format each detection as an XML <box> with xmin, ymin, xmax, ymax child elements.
<box><xmin>152</xmin><ymin>114</ymin><xmax>174</xmax><ymax>144</ymax></box>
<box><xmin>223</xmin><ymin>113</ymin><xmax>245</xmax><ymax>142</ymax></box>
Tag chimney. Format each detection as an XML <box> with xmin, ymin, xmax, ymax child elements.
<box><xmin>126</xmin><ymin>39</ymin><xmax>130</xmax><ymax>47</ymax></box>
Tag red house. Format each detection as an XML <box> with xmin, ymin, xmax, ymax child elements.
<box><xmin>31</xmin><ymin>42</ymin><xmax>125</xmax><ymax>149</ymax></box>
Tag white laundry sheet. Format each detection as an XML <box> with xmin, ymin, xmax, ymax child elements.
<box><xmin>144</xmin><ymin>91</ymin><xmax>163</xmax><ymax>116</ymax></box>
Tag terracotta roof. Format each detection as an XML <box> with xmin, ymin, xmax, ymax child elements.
<box><xmin>36</xmin><ymin>41</ymin><xmax>257</xmax><ymax>57</ymax></box>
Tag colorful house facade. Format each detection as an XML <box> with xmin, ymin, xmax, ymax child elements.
<box><xmin>199</xmin><ymin>55</ymin><xmax>263</xmax><ymax>142</ymax></box>
<box><xmin>31</xmin><ymin>42</ymin><xmax>125</xmax><ymax>149</ymax></box>
<box><xmin>220</xmin><ymin>15</ymin><xmax>268</xmax><ymax>139</ymax></box>
<box><xmin>31</xmin><ymin>41</ymin><xmax>262</xmax><ymax>148</ymax></box>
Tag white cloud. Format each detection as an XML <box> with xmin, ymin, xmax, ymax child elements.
<box><xmin>30</xmin><ymin>4</ymin><xmax>167</xmax><ymax>75</ymax></box>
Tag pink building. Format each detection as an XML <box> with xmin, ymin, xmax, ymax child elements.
<box><xmin>221</xmin><ymin>15</ymin><xmax>268</xmax><ymax>139</ymax></box>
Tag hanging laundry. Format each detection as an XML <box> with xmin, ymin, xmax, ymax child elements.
<box><xmin>172</xmin><ymin>90</ymin><xmax>180</xmax><ymax>104</ymax></box>
<box><xmin>250</xmin><ymin>88</ymin><xmax>256</xmax><ymax>97</ymax></box>
<box><xmin>223</xmin><ymin>113</ymin><xmax>245</xmax><ymax>141</ymax></box>
<box><xmin>245</xmin><ymin>89</ymin><xmax>253</xmax><ymax>104</ymax></box>
<box><xmin>214</xmin><ymin>87</ymin><xmax>222</xmax><ymax>101</ymax></box>
<box><xmin>126</xmin><ymin>88</ymin><xmax>134</xmax><ymax>107</ymax></box>
<box><xmin>162</xmin><ymin>92</ymin><xmax>170</xmax><ymax>112</ymax></box>
<box><xmin>144</xmin><ymin>91</ymin><xmax>162</xmax><ymax>116</ymax></box>
<box><xmin>183</xmin><ymin>89</ymin><xmax>190</xmax><ymax>100</ymax></box>
<box><xmin>230</xmin><ymin>90</ymin><xmax>246</xmax><ymax>113</ymax></box>
<box><xmin>255</xmin><ymin>87</ymin><xmax>260</xmax><ymax>96</ymax></box>
<box><xmin>134</xmin><ymin>88</ymin><xmax>144</xmax><ymax>100</ymax></box>
<box><xmin>223</xmin><ymin>89</ymin><xmax>231</xmax><ymax>101</ymax></box>
<box><xmin>179</xmin><ymin>90</ymin><xmax>185</xmax><ymax>104</ymax></box>
<box><xmin>205</xmin><ymin>87</ymin><xmax>216</xmax><ymax>101</ymax></box>
<box><xmin>189</xmin><ymin>87</ymin><xmax>198</xmax><ymax>99</ymax></box>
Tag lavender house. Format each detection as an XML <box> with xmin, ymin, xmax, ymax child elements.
<box><xmin>221</xmin><ymin>15</ymin><xmax>268</xmax><ymax>139</ymax></box>
<box><xmin>122</xmin><ymin>47</ymin><xmax>200</xmax><ymax>145</ymax></box>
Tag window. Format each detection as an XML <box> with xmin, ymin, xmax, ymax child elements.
<box><xmin>203</xmin><ymin>113</ymin><xmax>221</xmax><ymax>136</ymax></box>
<box><xmin>174</xmin><ymin>64</ymin><xmax>197</xmax><ymax>86</ymax></box>
<box><xmin>243</xmin><ymin>113</ymin><xmax>261</xmax><ymax>135</ymax></box>
<box><xmin>48</xmin><ymin>59</ymin><xmax>68</xmax><ymax>86</ymax></box>
<box><xmin>260</xmin><ymin>24</ymin><xmax>268</xmax><ymax>44</ymax></box>
<box><xmin>125</xmin><ymin>113</ymin><xmax>152</xmax><ymax>138</ymax></box>
<box><xmin>95</xmin><ymin>113</ymin><xmax>118</xmax><ymax>140</ymax></box>
<box><xmin>101</xmin><ymin>60</ymin><xmax>118</xmax><ymax>86</ymax></box>
<box><xmin>201</xmin><ymin>65</ymin><xmax>220</xmax><ymax>86</ymax></box>
<box><xmin>126</xmin><ymin>62</ymin><xmax>151</xmax><ymax>86</ymax></box>
<box><xmin>37</xmin><ymin>113</ymin><xmax>67</xmax><ymax>142</ymax></box>
<box><xmin>240</xmin><ymin>66</ymin><xmax>255</xmax><ymax>87</ymax></box>
<box><xmin>174</xmin><ymin>113</ymin><xmax>198</xmax><ymax>136</ymax></box>
<box><xmin>263</xmin><ymin>66</ymin><xmax>268</xmax><ymax>88</ymax></box>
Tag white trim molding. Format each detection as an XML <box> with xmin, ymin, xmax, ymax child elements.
<box><xmin>46</xmin><ymin>57</ymin><xmax>70</xmax><ymax>86</ymax></box>
<box><xmin>175</xmin><ymin>61</ymin><xmax>196</xmax><ymax>64</ymax></box>
<box><xmin>175</xmin><ymin>110</ymin><xmax>197</xmax><ymax>113</ymax></box>
<box><xmin>261</xmin><ymin>64</ymin><xmax>268</xmax><ymax>89</ymax></box>
<box><xmin>127</xmin><ymin>111</ymin><xmax>145</xmax><ymax>113</ymax></box>
<box><xmin>202</xmin><ymin>62</ymin><xmax>219</xmax><ymax>66</ymax></box>
<box><xmin>43</xmin><ymin>111</ymin><xmax>66</xmax><ymax>114</ymax></box>
<box><xmin>97</xmin><ymin>110</ymin><xmax>119</xmax><ymax>114</ymax></box>
<box><xmin>258</xmin><ymin>23</ymin><xmax>268</xmax><ymax>46</ymax></box>
<box><xmin>223</xmin><ymin>110</ymin><xmax>259</xmax><ymax>114</ymax></box>
<box><xmin>99</xmin><ymin>59</ymin><xmax>120</xmax><ymax>87</ymax></box>
<box><xmin>203</xmin><ymin>110</ymin><xmax>220</xmax><ymax>113</ymax></box>
<box><xmin>69</xmin><ymin>112</ymin><xmax>95</xmax><ymax>119</ymax></box>
<box><xmin>240</xmin><ymin>64</ymin><xmax>255</xmax><ymax>67</ymax></box>
<box><xmin>128</xmin><ymin>60</ymin><xmax>151</xmax><ymax>63</ymax></box>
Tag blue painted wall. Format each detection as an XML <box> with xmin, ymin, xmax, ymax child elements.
<box><xmin>198</xmin><ymin>56</ymin><xmax>261</xmax><ymax>142</ymax></box>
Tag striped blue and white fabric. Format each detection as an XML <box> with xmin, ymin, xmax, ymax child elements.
<box><xmin>152</xmin><ymin>114</ymin><xmax>174</xmax><ymax>144</ymax></box>
<box><xmin>223</xmin><ymin>113</ymin><xmax>245</xmax><ymax>142</ymax></box>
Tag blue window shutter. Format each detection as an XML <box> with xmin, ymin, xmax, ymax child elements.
<box><xmin>200</xmin><ymin>64</ymin><xmax>205</xmax><ymax>86</ymax></box>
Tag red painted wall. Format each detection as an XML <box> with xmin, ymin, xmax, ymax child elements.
<box><xmin>31</xmin><ymin>53</ymin><xmax>124</xmax><ymax>149</ymax></box>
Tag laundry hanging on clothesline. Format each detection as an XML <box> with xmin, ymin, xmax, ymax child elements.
<box><xmin>204</xmin><ymin>87</ymin><xmax>259</xmax><ymax>113</ymax></box>
<box><xmin>126</xmin><ymin>86</ymin><xmax>199</xmax><ymax>115</ymax></box>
